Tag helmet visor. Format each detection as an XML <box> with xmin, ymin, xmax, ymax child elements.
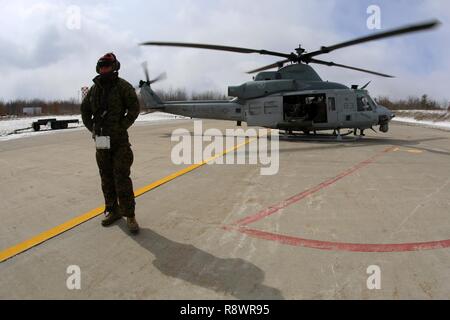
<box><xmin>98</xmin><ymin>60</ymin><xmax>114</xmax><ymax>68</ymax></box>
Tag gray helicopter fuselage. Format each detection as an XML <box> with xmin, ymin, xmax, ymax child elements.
<box><xmin>140</xmin><ymin>64</ymin><xmax>394</xmax><ymax>133</ymax></box>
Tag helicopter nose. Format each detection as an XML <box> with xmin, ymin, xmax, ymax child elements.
<box><xmin>377</xmin><ymin>105</ymin><xmax>394</xmax><ymax>122</ymax></box>
<box><xmin>378</xmin><ymin>114</ymin><xmax>390</xmax><ymax>125</ymax></box>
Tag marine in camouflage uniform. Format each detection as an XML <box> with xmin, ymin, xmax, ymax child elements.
<box><xmin>81</xmin><ymin>53</ymin><xmax>140</xmax><ymax>233</ymax></box>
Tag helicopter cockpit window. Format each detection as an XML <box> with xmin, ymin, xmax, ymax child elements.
<box><xmin>357</xmin><ymin>95</ymin><xmax>372</xmax><ymax>112</ymax></box>
<box><xmin>328</xmin><ymin>97</ymin><xmax>336</xmax><ymax>111</ymax></box>
<box><xmin>367</xmin><ymin>95</ymin><xmax>377</xmax><ymax>110</ymax></box>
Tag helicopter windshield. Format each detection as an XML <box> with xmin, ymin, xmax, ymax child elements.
<box><xmin>356</xmin><ymin>91</ymin><xmax>376</xmax><ymax>111</ymax></box>
<box><xmin>366</xmin><ymin>95</ymin><xmax>378</xmax><ymax>109</ymax></box>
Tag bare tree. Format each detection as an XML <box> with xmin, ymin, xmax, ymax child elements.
<box><xmin>191</xmin><ymin>90</ymin><xmax>228</xmax><ymax>101</ymax></box>
<box><xmin>376</xmin><ymin>95</ymin><xmax>444</xmax><ymax>111</ymax></box>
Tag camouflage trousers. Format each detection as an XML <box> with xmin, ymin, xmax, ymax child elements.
<box><xmin>96</xmin><ymin>142</ymin><xmax>135</xmax><ymax>217</ymax></box>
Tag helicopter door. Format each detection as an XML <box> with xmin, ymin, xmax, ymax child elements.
<box><xmin>326</xmin><ymin>95</ymin><xmax>338</xmax><ymax>123</ymax></box>
<box><xmin>245</xmin><ymin>96</ymin><xmax>283</xmax><ymax>127</ymax></box>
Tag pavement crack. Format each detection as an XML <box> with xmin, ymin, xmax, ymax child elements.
<box><xmin>393</xmin><ymin>177</ymin><xmax>450</xmax><ymax>236</ymax></box>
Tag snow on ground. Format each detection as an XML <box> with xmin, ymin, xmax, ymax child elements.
<box><xmin>393</xmin><ymin>109</ymin><xmax>450</xmax><ymax>131</ymax></box>
<box><xmin>0</xmin><ymin>112</ymin><xmax>187</xmax><ymax>142</ymax></box>
<box><xmin>0</xmin><ymin>115</ymin><xmax>84</xmax><ymax>142</ymax></box>
<box><xmin>1</xmin><ymin>109</ymin><xmax>448</xmax><ymax>142</ymax></box>
<box><xmin>394</xmin><ymin>110</ymin><xmax>449</xmax><ymax>119</ymax></box>
<box><xmin>393</xmin><ymin>117</ymin><xmax>450</xmax><ymax>131</ymax></box>
<box><xmin>395</xmin><ymin>110</ymin><xmax>448</xmax><ymax>114</ymax></box>
<box><xmin>135</xmin><ymin>112</ymin><xmax>186</xmax><ymax>123</ymax></box>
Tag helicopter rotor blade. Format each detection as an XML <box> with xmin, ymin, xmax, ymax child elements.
<box><xmin>140</xmin><ymin>41</ymin><xmax>294</xmax><ymax>59</ymax></box>
<box><xmin>141</xmin><ymin>61</ymin><xmax>150</xmax><ymax>82</ymax></box>
<box><xmin>246</xmin><ymin>59</ymin><xmax>291</xmax><ymax>74</ymax></box>
<box><xmin>308</xmin><ymin>58</ymin><xmax>395</xmax><ymax>78</ymax></box>
<box><xmin>302</xmin><ymin>19</ymin><xmax>440</xmax><ymax>60</ymax></box>
<box><xmin>149</xmin><ymin>72</ymin><xmax>167</xmax><ymax>85</ymax></box>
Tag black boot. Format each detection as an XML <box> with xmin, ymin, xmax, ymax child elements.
<box><xmin>101</xmin><ymin>205</ymin><xmax>122</xmax><ymax>226</ymax></box>
<box><xmin>126</xmin><ymin>217</ymin><xmax>140</xmax><ymax>234</ymax></box>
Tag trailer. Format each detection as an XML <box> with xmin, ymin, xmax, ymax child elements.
<box><xmin>32</xmin><ymin>118</ymin><xmax>79</xmax><ymax>131</ymax></box>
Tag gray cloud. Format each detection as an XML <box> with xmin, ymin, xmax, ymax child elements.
<box><xmin>0</xmin><ymin>0</ymin><xmax>449</xmax><ymax>103</ymax></box>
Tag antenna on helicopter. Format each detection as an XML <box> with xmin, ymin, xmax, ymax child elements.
<box><xmin>361</xmin><ymin>81</ymin><xmax>371</xmax><ymax>89</ymax></box>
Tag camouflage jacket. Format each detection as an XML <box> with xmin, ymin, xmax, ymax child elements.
<box><xmin>81</xmin><ymin>74</ymin><xmax>140</xmax><ymax>143</ymax></box>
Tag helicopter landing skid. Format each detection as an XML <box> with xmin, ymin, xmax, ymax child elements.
<box><xmin>280</xmin><ymin>130</ymin><xmax>363</xmax><ymax>142</ymax></box>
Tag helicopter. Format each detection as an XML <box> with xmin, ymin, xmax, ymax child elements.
<box><xmin>138</xmin><ymin>19</ymin><xmax>440</xmax><ymax>138</ymax></box>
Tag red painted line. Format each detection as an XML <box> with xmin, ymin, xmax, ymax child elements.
<box><xmin>224</xmin><ymin>226</ymin><xmax>450</xmax><ymax>252</ymax></box>
<box><xmin>224</xmin><ymin>145</ymin><xmax>450</xmax><ymax>253</ymax></box>
<box><xmin>232</xmin><ymin>146</ymin><xmax>395</xmax><ymax>227</ymax></box>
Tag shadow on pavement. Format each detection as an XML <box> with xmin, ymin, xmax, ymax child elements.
<box><xmin>118</xmin><ymin>223</ymin><xmax>284</xmax><ymax>300</ymax></box>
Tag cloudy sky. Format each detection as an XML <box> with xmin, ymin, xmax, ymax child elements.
<box><xmin>0</xmin><ymin>0</ymin><xmax>449</xmax><ymax>104</ymax></box>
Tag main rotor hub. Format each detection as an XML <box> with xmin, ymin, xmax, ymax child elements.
<box><xmin>295</xmin><ymin>45</ymin><xmax>305</xmax><ymax>55</ymax></box>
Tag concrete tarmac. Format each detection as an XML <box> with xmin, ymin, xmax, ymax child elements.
<box><xmin>0</xmin><ymin>119</ymin><xmax>449</xmax><ymax>299</ymax></box>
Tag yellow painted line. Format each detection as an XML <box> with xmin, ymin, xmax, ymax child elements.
<box><xmin>133</xmin><ymin>137</ymin><xmax>255</xmax><ymax>197</ymax></box>
<box><xmin>0</xmin><ymin>135</ymin><xmax>258</xmax><ymax>263</ymax></box>
<box><xmin>393</xmin><ymin>147</ymin><xmax>423</xmax><ymax>154</ymax></box>
<box><xmin>406</xmin><ymin>149</ymin><xmax>423</xmax><ymax>154</ymax></box>
<box><xmin>0</xmin><ymin>207</ymin><xmax>105</xmax><ymax>263</ymax></box>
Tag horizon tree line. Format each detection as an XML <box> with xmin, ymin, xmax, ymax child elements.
<box><xmin>1</xmin><ymin>91</ymin><xmax>448</xmax><ymax>117</ymax></box>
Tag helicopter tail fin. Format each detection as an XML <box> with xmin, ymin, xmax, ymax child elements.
<box><xmin>139</xmin><ymin>82</ymin><xmax>165</xmax><ymax>110</ymax></box>
<box><xmin>138</xmin><ymin>62</ymin><xmax>166</xmax><ymax>111</ymax></box>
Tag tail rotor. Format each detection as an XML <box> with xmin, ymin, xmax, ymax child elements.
<box><xmin>139</xmin><ymin>61</ymin><xmax>167</xmax><ymax>87</ymax></box>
